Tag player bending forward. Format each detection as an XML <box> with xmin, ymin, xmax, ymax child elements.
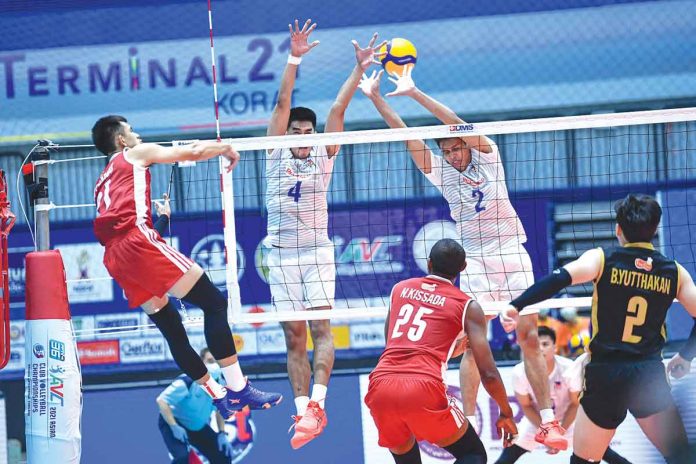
<box><xmin>92</xmin><ymin>115</ymin><xmax>281</xmax><ymax>421</ymax></box>
<box><xmin>494</xmin><ymin>326</ymin><xmax>631</xmax><ymax>464</ymax></box>
<box><xmin>360</xmin><ymin>69</ymin><xmax>566</xmax><ymax>450</ymax></box>
<box><xmin>502</xmin><ymin>194</ymin><xmax>695</xmax><ymax>464</ymax></box>
<box><xmin>366</xmin><ymin>239</ymin><xmax>517</xmax><ymax>464</ymax></box>
<box><xmin>264</xmin><ymin>19</ymin><xmax>387</xmax><ymax>449</ymax></box>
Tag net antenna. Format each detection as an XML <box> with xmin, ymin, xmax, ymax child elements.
<box><xmin>206</xmin><ymin>0</ymin><xmax>242</xmax><ymax>321</ymax></box>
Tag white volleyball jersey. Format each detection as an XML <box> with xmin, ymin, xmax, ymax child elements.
<box><xmin>265</xmin><ymin>146</ymin><xmax>335</xmax><ymax>248</ymax></box>
<box><xmin>424</xmin><ymin>142</ymin><xmax>527</xmax><ymax>255</ymax></box>
<box><xmin>512</xmin><ymin>355</ymin><xmax>578</xmax><ymax>420</ymax></box>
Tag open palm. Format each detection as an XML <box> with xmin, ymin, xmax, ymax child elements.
<box><xmin>359</xmin><ymin>70</ymin><xmax>384</xmax><ymax>99</ymax></box>
<box><xmin>352</xmin><ymin>33</ymin><xmax>388</xmax><ymax>71</ymax></box>
<box><xmin>289</xmin><ymin>19</ymin><xmax>320</xmax><ymax>57</ymax></box>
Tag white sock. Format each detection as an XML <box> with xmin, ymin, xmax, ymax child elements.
<box><xmin>466</xmin><ymin>415</ymin><xmax>476</xmax><ymax>427</ymax></box>
<box><xmin>201</xmin><ymin>376</ymin><xmax>226</xmax><ymax>399</ymax></box>
<box><xmin>295</xmin><ymin>396</ymin><xmax>310</xmax><ymax>416</ymax></box>
<box><xmin>540</xmin><ymin>408</ymin><xmax>555</xmax><ymax>423</ymax></box>
<box><xmin>221</xmin><ymin>362</ymin><xmax>247</xmax><ymax>392</ymax></box>
<box><xmin>310</xmin><ymin>384</ymin><xmax>328</xmax><ymax>409</ymax></box>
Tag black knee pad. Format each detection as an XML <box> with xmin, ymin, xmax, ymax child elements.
<box><xmin>182</xmin><ymin>273</ymin><xmax>236</xmax><ymax>359</ymax></box>
<box><xmin>493</xmin><ymin>445</ymin><xmax>527</xmax><ymax>464</ymax></box>
<box><xmin>570</xmin><ymin>454</ymin><xmax>596</xmax><ymax>464</ymax></box>
<box><xmin>444</xmin><ymin>424</ymin><xmax>486</xmax><ymax>464</ymax></box>
<box><xmin>391</xmin><ymin>442</ymin><xmax>422</xmax><ymax>464</ymax></box>
<box><xmin>148</xmin><ymin>301</ymin><xmax>208</xmax><ymax>380</ymax></box>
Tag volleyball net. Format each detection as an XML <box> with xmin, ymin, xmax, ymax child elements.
<box><xmin>14</xmin><ymin>107</ymin><xmax>696</xmax><ymax>340</ymax></box>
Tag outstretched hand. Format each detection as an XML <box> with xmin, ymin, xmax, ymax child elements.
<box><xmin>289</xmin><ymin>19</ymin><xmax>320</xmax><ymax>57</ymax></box>
<box><xmin>386</xmin><ymin>65</ymin><xmax>417</xmax><ymax>97</ymax></box>
<box><xmin>153</xmin><ymin>193</ymin><xmax>171</xmax><ymax>218</ymax></box>
<box><xmin>352</xmin><ymin>33</ymin><xmax>388</xmax><ymax>71</ymax></box>
<box><xmin>358</xmin><ymin>69</ymin><xmax>384</xmax><ymax>99</ymax></box>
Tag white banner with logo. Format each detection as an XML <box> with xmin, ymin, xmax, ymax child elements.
<box><xmin>360</xmin><ymin>366</ymin><xmax>665</xmax><ymax>463</ymax></box>
<box><xmin>25</xmin><ymin>320</ymin><xmax>82</xmax><ymax>464</ymax></box>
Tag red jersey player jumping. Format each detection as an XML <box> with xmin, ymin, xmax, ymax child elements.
<box><xmin>92</xmin><ymin>115</ymin><xmax>282</xmax><ymax>419</ymax></box>
<box><xmin>366</xmin><ymin>239</ymin><xmax>517</xmax><ymax>464</ymax></box>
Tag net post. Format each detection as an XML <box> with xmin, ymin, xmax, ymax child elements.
<box><xmin>32</xmin><ymin>143</ymin><xmax>51</xmax><ymax>251</ymax></box>
<box><xmin>220</xmin><ymin>159</ymin><xmax>242</xmax><ymax>323</ymax></box>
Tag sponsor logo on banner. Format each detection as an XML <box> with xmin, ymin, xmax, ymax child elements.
<box><xmin>95</xmin><ymin>313</ymin><xmax>141</xmax><ymax>339</ymax></box>
<box><xmin>412</xmin><ymin>221</ymin><xmax>459</xmax><ymax>273</ymax></box>
<box><xmin>33</xmin><ymin>343</ymin><xmax>45</xmax><ymax>359</ymax></box>
<box><xmin>10</xmin><ymin>320</ymin><xmax>25</xmax><ymax>344</ymax></box>
<box><xmin>77</xmin><ymin>340</ymin><xmax>120</xmax><ymax>365</ymax></box>
<box><xmin>334</xmin><ymin>235</ymin><xmax>404</xmax><ymax>276</ymax></box>
<box><xmin>256</xmin><ymin>327</ymin><xmax>286</xmax><ymax>355</ymax></box>
<box><xmin>233</xmin><ymin>330</ymin><xmax>258</xmax><ymax>356</ymax></box>
<box><xmin>49</xmin><ymin>339</ymin><xmax>65</xmax><ymax>361</ymax></box>
<box><xmin>57</xmin><ymin>242</ymin><xmax>114</xmax><ymax>303</ymax></box>
<box><xmin>350</xmin><ymin>323</ymin><xmax>385</xmax><ymax>349</ymax></box>
<box><xmin>191</xmin><ymin>234</ymin><xmax>245</xmax><ymax>288</ymax></box>
<box><xmin>120</xmin><ymin>337</ymin><xmax>167</xmax><ymax>363</ymax></box>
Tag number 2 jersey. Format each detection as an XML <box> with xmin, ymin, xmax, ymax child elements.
<box><xmin>424</xmin><ymin>142</ymin><xmax>527</xmax><ymax>255</ymax></box>
<box><xmin>93</xmin><ymin>149</ymin><xmax>153</xmax><ymax>245</ymax></box>
<box><xmin>264</xmin><ymin>146</ymin><xmax>335</xmax><ymax>248</ymax></box>
<box><xmin>590</xmin><ymin>243</ymin><xmax>678</xmax><ymax>361</ymax></box>
<box><xmin>370</xmin><ymin>275</ymin><xmax>472</xmax><ymax>383</ymax></box>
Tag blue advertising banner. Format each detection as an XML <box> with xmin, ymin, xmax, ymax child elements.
<box><xmin>1</xmin><ymin>1</ymin><xmax>695</xmax><ymax>142</ymax></box>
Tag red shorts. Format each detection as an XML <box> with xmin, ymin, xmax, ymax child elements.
<box><xmin>365</xmin><ymin>376</ymin><xmax>466</xmax><ymax>449</ymax></box>
<box><xmin>103</xmin><ymin>225</ymin><xmax>194</xmax><ymax>308</ymax></box>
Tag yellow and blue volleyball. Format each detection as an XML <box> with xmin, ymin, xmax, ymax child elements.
<box><xmin>568</xmin><ymin>332</ymin><xmax>591</xmax><ymax>357</ymax></box>
<box><xmin>379</xmin><ymin>38</ymin><xmax>417</xmax><ymax>76</ymax></box>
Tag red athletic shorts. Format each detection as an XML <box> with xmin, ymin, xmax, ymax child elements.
<box><xmin>365</xmin><ymin>376</ymin><xmax>466</xmax><ymax>449</ymax></box>
<box><xmin>103</xmin><ymin>225</ymin><xmax>194</xmax><ymax>308</ymax></box>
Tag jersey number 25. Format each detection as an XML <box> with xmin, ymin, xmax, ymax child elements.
<box><xmin>391</xmin><ymin>304</ymin><xmax>434</xmax><ymax>342</ymax></box>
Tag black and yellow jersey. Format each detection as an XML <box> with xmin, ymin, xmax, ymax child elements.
<box><xmin>589</xmin><ymin>242</ymin><xmax>678</xmax><ymax>361</ymax></box>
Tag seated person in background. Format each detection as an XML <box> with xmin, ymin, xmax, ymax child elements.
<box><xmin>494</xmin><ymin>326</ymin><xmax>631</xmax><ymax>464</ymax></box>
<box><xmin>157</xmin><ymin>348</ymin><xmax>234</xmax><ymax>464</ymax></box>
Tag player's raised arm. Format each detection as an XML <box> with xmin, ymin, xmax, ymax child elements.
<box><xmin>128</xmin><ymin>141</ymin><xmax>240</xmax><ymax>172</ymax></box>
<box><xmin>359</xmin><ymin>70</ymin><xmax>432</xmax><ymax>173</ymax></box>
<box><xmin>323</xmin><ymin>33</ymin><xmax>387</xmax><ymax>157</ymax></box>
<box><xmin>465</xmin><ymin>301</ymin><xmax>517</xmax><ymax>445</ymax></box>
<box><xmin>267</xmin><ymin>19</ymin><xmax>319</xmax><ymax>137</ymax></box>
<box><xmin>385</xmin><ymin>67</ymin><xmax>493</xmax><ymax>154</ymax></box>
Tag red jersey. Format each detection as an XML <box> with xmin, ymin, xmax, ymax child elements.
<box><xmin>94</xmin><ymin>149</ymin><xmax>153</xmax><ymax>245</ymax></box>
<box><xmin>371</xmin><ymin>275</ymin><xmax>472</xmax><ymax>383</ymax></box>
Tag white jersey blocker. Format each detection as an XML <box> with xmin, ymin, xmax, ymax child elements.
<box><xmin>512</xmin><ymin>355</ymin><xmax>580</xmax><ymax>451</ymax></box>
<box><xmin>424</xmin><ymin>142</ymin><xmax>533</xmax><ymax>301</ymax></box>
<box><xmin>264</xmin><ymin>146</ymin><xmax>336</xmax><ymax>311</ymax></box>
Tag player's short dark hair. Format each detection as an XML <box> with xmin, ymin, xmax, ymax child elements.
<box><xmin>436</xmin><ymin>137</ymin><xmax>460</xmax><ymax>148</ymax></box>
<box><xmin>614</xmin><ymin>194</ymin><xmax>661</xmax><ymax>243</ymax></box>
<box><xmin>429</xmin><ymin>238</ymin><xmax>466</xmax><ymax>280</ymax></box>
<box><xmin>92</xmin><ymin>115</ymin><xmax>128</xmax><ymax>155</ymax></box>
<box><xmin>199</xmin><ymin>347</ymin><xmax>211</xmax><ymax>359</ymax></box>
<box><xmin>537</xmin><ymin>325</ymin><xmax>557</xmax><ymax>344</ymax></box>
<box><xmin>288</xmin><ymin>107</ymin><xmax>316</xmax><ymax>129</ymax></box>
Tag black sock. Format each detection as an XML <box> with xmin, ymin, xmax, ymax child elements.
<box><xmin>443</xmin><ymin>425</ymin><xmax>486</xmax><ymax>464</ymax></box>
<box><xmin>602</xmin><ymin>446</ymin><xmax>632</xmax><ymax>464</ymax></box>
<box><xmin>182</xmin><ymin>273</ymin><xmax>237</xmax><ymax>360</ymax></box>
<box><xmin>148</xmin><ymin>301</ymin><xmax>207</xmax><ymax>380</ymax></box>
<box><xmin>493</xmin><ymin>444</ymin><xmax>527</xmax><ymax>464</ymax></box>
<box><xmin>391</xmin><ymin>442</ymin><xmax>422</xmax><ymax>464</ymax></box>
<box><xmin>571</xmin><ymin>454</ymin><xmax>595</xmax><ymax>464</ymax></box>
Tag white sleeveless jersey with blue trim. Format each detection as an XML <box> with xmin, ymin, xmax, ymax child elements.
<box><xmin>424</xmin><ymin>142</ymin><xmax>526</xmax><ymax>255</ymax></box>
<box><xmin>264</xmin><ymin>146</ymin><xmax>334</xmax><ymax>248</ymax></box>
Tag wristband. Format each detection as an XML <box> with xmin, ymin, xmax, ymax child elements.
<box><xmin>287</xmin><ymin>55</ymin><xmax>302</xmax><ymax>65</ymax></box>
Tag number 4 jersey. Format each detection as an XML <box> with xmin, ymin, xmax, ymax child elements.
<box><xmin>590</xmin><ymin>243</ymin><xmax>678</xmax><ymax>361</ymax></box>
<box><xmin>93</xmin><ymin>149</ymin><xmax>153</xmax><ymax>245</ymax></box>
<box><xmin>371</xmin><ymin>275</ymin><xmax>472</xmax><ymax>383</ymax></box>
<box><xmin>264</xmin><ymin>146</ymin><xmax>335</xmax><ymax>249</ymax></box>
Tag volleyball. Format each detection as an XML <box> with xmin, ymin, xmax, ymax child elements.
<box><xmin>379</xmin><ymin>38</ymin><xmax>417</xmax><ymax>76</ymax></box>
<box><xmin>568</xmin><ymin>332</ymin><xmax>591</xmax><ymax>357</ymax></box>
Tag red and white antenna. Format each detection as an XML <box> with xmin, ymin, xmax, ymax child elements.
<box><xmin>207</xmin><ymin>0</ymin><xmax>222</xmax><ymax>142</ymax></box>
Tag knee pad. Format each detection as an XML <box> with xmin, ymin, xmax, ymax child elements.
<box><xmin>444</xmin><ymin>424</ymin><xmax>486</xmax><ymax>463</ymax></box>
